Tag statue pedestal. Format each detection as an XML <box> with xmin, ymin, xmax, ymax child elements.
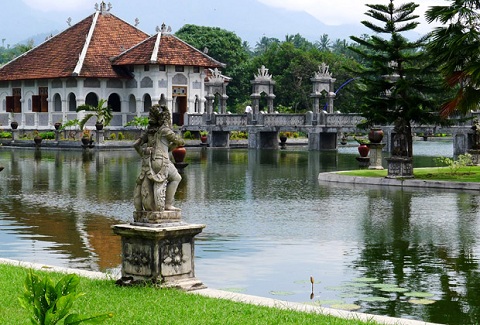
<box><xmin>386</xmin><ymin>156</ymin><xmax>413</xmax><ymax>178</ymax></box>
<box><xmin>112</xmin><ymin>221</ymin><xmax>206</xmax><ymax>291</ymax></box>
<box><xmin>467</xmin><ymin>149</ymin><xmax>480</xmax><ymax>165</ymax></box>
<box><xmin>367</xmin><ymin>143</ymin><xmax>385</xmax><ymax>170</ymax></box>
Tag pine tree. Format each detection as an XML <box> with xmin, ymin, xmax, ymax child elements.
<box><xmin>349</xmin><ymin>0</ymin><xmax>445</xmax><ymax>177</ymax></box>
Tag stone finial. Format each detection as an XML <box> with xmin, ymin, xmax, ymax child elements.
<box><xmin>134</xmin><ymin>18</ymin><xmax>140</xmax><ymax>27</ymax></box>
<box><xmin>208</xmin><ymin>68</ymin><xmax>224</xmax><ymax>83</ymax></box>
<box><xmin>66</xmin><ymin>17</ymin><xmax>72</xmax><ymax>26</ymax></box>
<box><xmin>254</xmin><ymin>65</ymin><xmax>273</xmax><ymax>81</ymax></box>
<box><xmin>96</xmin><ymin>1</ymin><xmax>112</xmax><ymax>15</ymax></box>
<box><xmin>314</xmin><ymin>62</ymin><xmax>333</xmax><ymax>79</ymax></box>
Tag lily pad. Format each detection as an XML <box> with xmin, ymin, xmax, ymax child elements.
<box><xmin>359</xmin><ymin>296</ymin><xmax>390</xmax><ymax>302</ymax></box>
<box><xmin>339</xmin><ymin>293</ymin><xmax>361</xmax><ymax>298</ymax></box>
<box><xmin>371</xmin><ymin>283</ymin><xmax>400</xmax><ymax>289</ymax></box>
<box><xmin>345</xmin><ymin>282</ymin><xmax>370</xmax><ymax>288</ymax></box>
<box><xmin>352</xmin><ymin>277</ymin><xmax>379</xmax><ymax>283</ymax></box>
<box><xmin>330</xmin><ymin>303</ymin><xmax>362</xmax><ymax>311</ymax></box>
<box><xmin>269</xmin><ymin>290</ymin><xmax>295</xmax><ymax>296</ymax></box>
<box><xmin>404</xmin><ymin>292</ymin><xmax>435</xmax><ymax>298</ymax></box>
<box><xmin>409</xmin><ymin>299</ymin><xmax>436</xmax><ymax>305</ymax></box>
<box><xmin>310</xmin><ymin>299</ymin><xmax>345</xmax><ymax>306</ymax></box>
<box><xmin>380</xmin><ymin>287</ymin><xmax>409</xmax><ymax>293</ymax></box>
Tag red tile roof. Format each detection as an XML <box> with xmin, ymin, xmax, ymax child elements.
<box><xmin>0</xmin><ymin>12</ymin><xmax>148</xmax><ymax>81</ymax></box>
<box><xmin>112</xmin><ymin>32</ymin><xmax>226</xmax><ymax>68</ymax></box>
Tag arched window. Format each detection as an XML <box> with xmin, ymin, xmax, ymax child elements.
<box><xmin>129</xmin><ymin>95</ymin><xmax>136</xmax><ymax>113</ymax></box>
<box><xmin>143</xmin><ymin>94</ymin><xmax>152</xmax><ymax>112</ymax></box>
<box><xmin>68</xmin><ymin>93</ymin><xmax>77</xmax><ymax>111</ymax></box>
<box><xmin>108</xmin><ymin>93</ymin><xmax>121</xmax><ymax>112</ymax></box>
<box><xmin>85</xmin><ymin>92</ymin><xmax>98</xmax><ymax>107</ymax></box>
<box><xmin>53</xmin><ymin>93</ymin><xmax>62</xmax><ymax>112</ymax></box>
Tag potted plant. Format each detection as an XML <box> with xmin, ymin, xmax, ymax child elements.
<box><xmin>54</xmin><ymin>120</ymin><xmax>62</xmax><ymax>130</ymax></box>
<box><xmin>279</xmin><ymin>132</ymin><xmax>287</xmax><ymax>144</ymax></box>
<box><xmin>33</xmin><ymin>130</ymin><xmax>42</xmax><ymax>146</ymax></box>
<box><xmin>354</xmin><ymin>136</ymin><xmax>370</xmax><ymax>157</ymax></box>
<box><xmin>81</xmin><ymin>129</ymin><xmax>92</xmax><ymax>146</ymax></box>
<box><xmin>76</xmin><ymin>99</ymin><xmax>112</xmax><ymax>131</ymax></box>
<box><xmin>200</xmin><ymin>130</ymin><xmax>208</xmax><ymax>143</ymax></box>
<box><xmin>10</xmin><ymin>112</ymin><xmax>18</xmax><ymax>129</ymax></box>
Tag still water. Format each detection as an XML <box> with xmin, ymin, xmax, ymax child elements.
<box><xmin>0</xmin><ymin>141</ymin><xmax>479</xmax><ymax>324</ymax></box>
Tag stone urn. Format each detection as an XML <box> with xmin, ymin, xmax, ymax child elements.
<box><xmin>10</xmin><ymin>121</ymin><xmax>18</xmax><ymax>129</ymax></box>
<box><xmin>368</xmin><ymin>128</ymin><xmax>384</xmax><ymax>144</ymax></box>
<box><xmin>172</xmin><ymin>146</ymin><xmax>187</xmax><ymax>163</ymax></box>
<box><xmin>358</xmin><ymin>144</ymin><xmax>370</xmax><ymax>157</ymax></box>
<box><xmin>95</xmin><ymin>122</ymin><xmax>104</xmax><ymax>131</ymax></box>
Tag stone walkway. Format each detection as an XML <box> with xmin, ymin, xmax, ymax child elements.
<box><xmin>0</xmin><ymin>258</ymin><xmax>441</xmax><ymax>325</ymax></box>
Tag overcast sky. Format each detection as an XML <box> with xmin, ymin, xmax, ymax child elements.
<box><xmin>1</xmin><ymin>0</ymin><xmax>448</xmax><ymax>46</ymax></box>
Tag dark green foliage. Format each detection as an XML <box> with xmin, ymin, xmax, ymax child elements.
<box><xmin>0</xmin><ymin>131</ymin><xmax>12</xmax><ymax>138</ymax></box>
<box><xmin>426</xmin><ymin>0</ymin><xmax>480</xmax><ymax>116</ymax></box>
<box><xmin>18</xmin><ymin>270</ymin><xmax>112</xmax><ymax>324</ymax></box>
<box><xmin>0</xmin><ymin>40</ymin><xmax>34</xmax><ymax>65</ymax></box>
<box><xmin>39</xmin><ymin>132</ymin><xmax>55</xmax><ymax>140</ymax></box>
<box><xmin>175</xmin><ymin>24</ymin><xmax>250</xmax><ymax>109</ymax></box>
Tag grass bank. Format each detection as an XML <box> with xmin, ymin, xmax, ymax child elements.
<box><xmin>0</xmin><ymin>264</ymin><xmax>379</xmax><ymax>325</ymax></box>
<box><xmin>338</xmin><ymin>166</ymin><xmax>480</xmax><ymax>182</ymax></box>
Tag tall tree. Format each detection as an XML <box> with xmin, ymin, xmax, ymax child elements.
<box><xmin>425</xmin><ymin>0</ymin><xmax>480</xmax><ymax>117</ymax></box>
<box><xmin>349</xmin><ymin>0</ymin><xmax>445</xmax><ymax>177</ymax></box>
<box><xmin>175</xmin><ymin>24</ymin><xmax>250</xmax><ymax>108</ymax></box>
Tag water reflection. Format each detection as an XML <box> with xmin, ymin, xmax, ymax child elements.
<box><xmin>2</xmin><ymin>142</ymin><xmax>480</xmax><ymax>324</ymax></box>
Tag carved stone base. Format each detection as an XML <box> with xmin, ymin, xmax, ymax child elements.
<box><xmin>467</xmin><ymin>149</ymin><xmax>480</xmax><ymax>165</ymax></box>
<box><xmin>133</xmin><ymin>210</ymin><xmax>181</xmax><ymax>224</ymax></box>
<box><xmin>386</xmin><ymin>156</ymin><xmax>413</xmax><ymax>178</ymax></box>
<box><xmin>355</xmin><ymin>156</ymin><xmax>370</xmax><ymax>168</ymax></box>
<box><xmin>112</xmin><ymin>222</ymin><xmax>206</xmax><ymax>290</ymax></box>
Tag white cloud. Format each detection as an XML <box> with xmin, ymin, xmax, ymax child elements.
<box><xmin>22</xmin><ymin>0</ymin><xmax>92</xmax><ymax>12</ymax></box>
<box><xmin>258</xmin><ymin>0</ymin><xmax>446</xmax><ymax>32</ymax></box>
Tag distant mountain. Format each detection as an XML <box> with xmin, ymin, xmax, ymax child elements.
<box><xmin>10</xmin><ymin>0</ymin><xmax>425</xmax><ymax>49</ymax></box>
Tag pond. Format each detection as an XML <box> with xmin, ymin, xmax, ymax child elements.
<box><xmin>0</xmin><ymin>140</ymin><xmax>478</xmax><ymax>324</ymax></box>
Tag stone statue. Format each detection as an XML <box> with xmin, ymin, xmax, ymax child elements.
<box><xmin>133</xmin><ymin>104</ymin><xmax>185</xmax><ymax>220</ymax></box>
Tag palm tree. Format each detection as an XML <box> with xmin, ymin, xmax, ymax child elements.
<box><xmin>425</xmin><ymin>0</ymin><xmax>480</xmax><ymax>117</ymax></box>
<box><xmin>76</xmin><ymin>98</ymin><xmax>112</xmax><ymax>130</ymax></box>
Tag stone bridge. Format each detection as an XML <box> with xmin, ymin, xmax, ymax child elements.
<box><xmin>183</xmin><ymin>111</ymin><xmax>480</xmax><ymax>155</ymax></box>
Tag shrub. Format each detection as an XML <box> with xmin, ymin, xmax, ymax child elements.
<box><xmin>230</xmin><ymin>131</ymin><xmax>248</xmax><ymax>140</ymax></box>
<box><xmin>117</xmin><ymin>132</ymin><xmax>124</xmax><ymax>140</ymax></box>
<box><xmin>0</xmin><ymin>131</ymin><xmax>12</xmax><ymax>138</ymax></box>
<box><xmin>434</xmin><ymin>154</ymin><xmax>473</xmax><ymax>174</ymax></box>
<box><xmin>19</xmin><ymin>270</ymin><xmax>113</xmax><ymax>324</ymax></box>
<box><xmin>109</xmin><ymin>133</ymin><xmax>117</xmax><ymax>140</ymax></box>
<box><xmin>182</xmin><ymin>130</ymin><xmax>195</xmax><ymax>140</ymax></box>
<box><xmin>39</xmin><ymin>131</ymin><xmax>55</xmax><ymax>140</ymax></box>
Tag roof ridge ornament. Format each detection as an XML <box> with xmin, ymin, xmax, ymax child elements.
<box><xmin>314</xmin><ymin>62</ymin><xmax>332</xmax><ymax>79</ymax></box>
<box><xmin>156</xmin><ymin>23</ymin><xmax>172</xmax><ymax>34</ymax></box>
<box><xmin>95</xmin><ymin>1</ymin><xmax>112</xmax><ymax>15</ymax></box>
<box><xmin>254</xmin><ymin>65</ymin><xmax>272</xmax><ymax>81</ymax></box>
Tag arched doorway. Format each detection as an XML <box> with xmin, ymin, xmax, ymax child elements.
<box><xmin>108</xmin><ymin>93</ymin><xmax>121</xmax><ymax>112</ymax></box>
<box><xmin>68</xmin><ymin>93</ymin><xmax>77</xmax><ymax>111</ymax></box>
<box><xmin>85</xmin><ymin>92</ymin><xmax>98</xmax><ymax>107</ymax></box>
<box><xmin>129</xmin><ymin>95</ymin><xmax>136</xmax><ymax>113</ymax></box>
<box><xmin>53</xmin><ymin>93</ymin><xmax>62</xmax><ymax>112</ymax></box>
<box><xmin>143</xmin><ymin>94</ymin><xmax>152</xmax><ymax>112</ymax></box>
<box><xmin>172</xmin><ymin>86</ymin><xmax>187</xmax><ymax>126</ymax></box>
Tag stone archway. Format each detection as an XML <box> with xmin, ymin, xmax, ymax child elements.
<box><xmin>250</xmin><ymin>65</ymin><xmax>275</xmax><ymax>115</ymax></box>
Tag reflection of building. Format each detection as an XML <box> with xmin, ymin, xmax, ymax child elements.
<box><xmin>0</xmin><ymin>2</ymin><xmax>226</xmax><ymax>129</ymax></box>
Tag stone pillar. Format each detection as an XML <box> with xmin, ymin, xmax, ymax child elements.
<box><xmin>367</xmin><ymin>143</ymin><xmax>385</xmax><ymax>170</ymax></box>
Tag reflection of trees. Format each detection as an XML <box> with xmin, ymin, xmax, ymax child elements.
<box><xmin>353</xmin><ymin>188</ymin><xmax>480</xmax><ymax>324</ymax></box>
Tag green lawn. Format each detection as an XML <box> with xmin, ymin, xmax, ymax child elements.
<box><xmin>338</xmin><ymin>166</ymin><xmax>480</xmax><ymax>182</ymax></box>
<box><xmin>1</xmin><ymin>264</ymin><xmax>380</xmax><ymax>325</ymax></box>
